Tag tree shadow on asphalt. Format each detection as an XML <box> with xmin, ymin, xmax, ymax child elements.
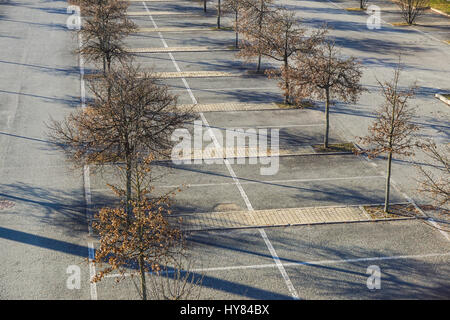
<box><xmin>0</xmin><ymin>225</ymin><xmax>89</xmax><ymax>258</ymax></box>
<box><xmin>0</xmin><ymin>89</ymin><xmax>80</xmax><ymax>107</ymax></box>
<box><xmin>263</xmin><ymin>226</ymin><xmax>450</xmax><ymax>299</ymax></box>
<box><xmin>0</xmin><ymin>59</ymin><xmax>80</xmax><ymax>77</ymax></box>
<box><xmin>334</xmin><ymin>36</ymin><xmax>428</xmax><ymax>54</ymax></box>
<box><xmin>0</xmin><ymin>182</ymin><xmax>89</xmax><ymax>236</ymax></box>
<box><xmin>185</xmin><ymin>225</ymin><xmax>450</xmax><ymax>298</ymax></box>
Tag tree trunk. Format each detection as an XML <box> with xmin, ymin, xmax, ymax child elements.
<box><xmin>284</xmin><ymin>56</ymin><xmax>289</xmax><ymax>104</ymax></box>
<box><xmin>126</xmin><ymin>159</ymin><xmax>132</xmax><ymax>215</ymax></box>
<box><xmin>256</xmin><ymin>0</ymin><xmax>263</xmax><ymax>72</ymax></box>
<box><xmin>103</xmin><ymin>57</ymin><xmax>106</xmax><ymax>75</ymax></box>
<box><xmin>138</xmin><ymin>254</ymin><xmax>147</xmax><ymax>300</ymax></box>
<box><xmin>204</xmin><ymin>0</ymin><xmax>206</xmax><ymax>12</ymax></box>
<box><xmin>217</xmin><ymin>0</ymin><xmax>221</xmax><ymax>29</ymax></box>
<box><xmin>235</xmin><ymin>11</ymin><xmax>239</xmax><ymax>48</ymax></box>
<box><xmin>384</xmin><ymin>150</ymin><xmax>393</xmax><ymax>213</ymax></box>
<box><xmin>324</xmin><ymin>88</ymin><xmax>330</xmax><ymax>148</ymax></box>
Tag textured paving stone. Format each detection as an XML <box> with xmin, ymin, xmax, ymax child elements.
<box><xmin>177</xmin><ymin>102</ymin><xmax>292</xmax><ymax>112</ymax></box>
<box><xmin>170</xmin><ymin>206</ymin><xmax>372</xmax><ymax>231</ymax></box>
<box><xmin>135</xmin><ymin>27</ymin><xmax>218</xmax><ymax>33</ymax></box>
<box><xmin>126</xmin><ymin>46</ymin><xmax>235</xmax><ymax>53</ymax></box>
<box><xmin>153</xmin><ymin>71</ymin><xmax>245</xmax><ymax>78</ymax></box>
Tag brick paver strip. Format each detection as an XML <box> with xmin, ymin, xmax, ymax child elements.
<box><xmin>136</xmin><ymin>27</ymin><xmax>218</xmax><ymax>33</ymax></box>
<box><xmin>154</xmin><ymin>71</ymin><xmax>244</xmax><ymax>78</ymax></box>
<box><xmin>126</xmin><ymin>46</ymin><xmax>235</xmax><ymax>53</ymax></box>
<box><xmin>177</xmin><ymin>102</ymin><xmax>295</xmax><ymax>112</ymax></box>
<box><xmin>171</xmin><ymin>206</ymin><xmax>371</xmax><ymax>231</ymax></box>
<box><xmin>172</xmin><ymin>145</ymin><xmax>315</xmax><ymax>162</ymax></box>
<box><xmin>84</xmin><ymin>71</ymin><xmax>245</xmax><ymax>80</ymax></box>
<box><xmin>124</xmin><ymin>0</ymin><xmax>180</xmax><ymax>1</ymax></box>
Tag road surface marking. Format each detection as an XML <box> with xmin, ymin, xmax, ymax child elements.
<box><xmin>142</xmin><ymin>1</ymin><xmax>299</xmax><ymax>299</ymax></box>
<box><xmin>78</xmin><ymin>28</ymin><xmax>98</xmax><ymax>301</ymax></box>
<box><xmin>104</xmin><ymin>252</ymin><xmax>450</xmax><ymax>277</ymax></box>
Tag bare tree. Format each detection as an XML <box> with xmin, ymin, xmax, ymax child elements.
<box><xmin>358</xmin><ymin>63</ymin><xmax>419</xmax><ymax>213</ymax></box>
<box><xmin>255</xmin><ymin>9</ymin><xmax>327</xmax><ymax>104</ymax></box>
<box><xmin>78</xmin><ymin>0</ymin><xmax>136</xmax><ymax>74</ymax></box>
<box><xmin>360</xmin><ymin>0</ymin><xmax>369</xmax><ymax>9</ymax></box>
<box><xmin>416</xmin><ymin>140</ymin><xmax>449</xmax><ymax>208</ymax></box>
<box><xmin>223</xmin><ymin>0</ymin><xmax>246</xmax><ymax>48</ymax></box>
<box><xmin>237</xmin><ymin>0</ymin><xmax>274</xmax><ymax>72</ymax></box>
<box><xmin>291</xmin><ymin>40</ymin><xmax>363</xmax><ymax>147</ymax></box>
<box><xmin>48</xmin><ymin>63</ymin><xmax>192</xmax><ymax>210</ymax></box>
<box><xmin>396</xmin><ymin>0</ymin><xmax>430</xmax><ymax>25</ymax></box>
<box><xmin>217</xmin><ymin>0</ymin><xmax>222</xmax><ymax>28</ymax></box>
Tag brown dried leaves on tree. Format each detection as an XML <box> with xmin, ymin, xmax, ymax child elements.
<box><xmin>48</xmin><ymin>63</ymin><xmax>192</xmax><ymax>208</ymax></box>
<box><xmin>48</xmin><ymin>64</ymin><xmax>191</xmax><ymax>168</ymax></box>
<box><xmin>291</xmin><ymin>40</ymin><xmax>363</xmax><ymax>147</ymax></box>
<box><xmin>237</xmin><ymin>0</ymin><xmax>275</xmax><ymax>72</ymax></box>
<box><xmin>261</xmin><ymin>10</ymin><xmax>327</xmax><ymax>104</ymax></box>
<box><xmin>358</xmin><ymin>62</ymin><xmax>419</xmax><ymax>212</ymax></box>
<box><xmin>223</xmin><ymin>0</ymin><xmax>246</xmax><ymax>48</ymax></box>
<box><xmin>91</xmin><ymin>155</ymin><xmax>185</xmax><ymax>300</ymax></box>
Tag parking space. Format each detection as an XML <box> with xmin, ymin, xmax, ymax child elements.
<box><xmin>82</xmin><ymin>0</ymin><xmax>449</xmax><ymax>299</ymax></box>
<box><xmin>95</xmin><ymin>220</ymin><xmax>450</xmax><ymax>299</ymax></box>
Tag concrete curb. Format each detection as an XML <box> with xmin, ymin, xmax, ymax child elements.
<box><xmin>435</xmin><ymin>93</ymin><xmax>450</xmax><ymax>105</ymax></box>
<box><xmin>430</xmin><ymin>7</ymin><xmax>450</xmax><ymax>18</ymax></box>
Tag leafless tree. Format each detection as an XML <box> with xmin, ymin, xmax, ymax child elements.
<box><xmin>358</xmin><ymin>62</ymin><xmax>419</xmax><ymax>213</ymax></box>
<box><xmin>237</xmin><ymin>0</ymin><xmax>275</xmax><ymax>72</ymax></box>
<box><xmin>360</xmin><ymin>0</ymin><xmax>369</xmax><ymax>9</ymax></box>
<box><xmin>78</xmin><ymin>0</ymin><xmax>136</xmax><ymax>74</ymax></box>
<box><xmin>255</xmin><ymin>9</ymin><xmax>327</xmax><ymax>104</ymax></box>
<box><xmin>416</xmin><ymin>140</ymin><xmax>449</xmax><ymax>208</ymax></box>
<box><xmin>48</xmin><ymin>63</ymin><xmax>192</xmax><ymax>209</ymax></box>
<box><xmin>396</xmin><ymin>0</ymin><xmax>430</xmax><ymax>25</ymax></box>
<box><xmin>291</xmin><ymin>40</ymin><xmax>363</xmax><ymax>147</ymax></box>
<box><xmin>216</xmin><ymin>0</ymin><xmax>222</xmax><ymax>28</ymax></box>
<box><xmin>223</xmin><ymin>0</ymin><xmax>246</xmax><ymax>48</ymax></box>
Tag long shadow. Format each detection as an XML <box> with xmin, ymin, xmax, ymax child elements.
<box><xmin>0</xmin><ymin>89</ymin><xmax>79</xmax><ymax>107</ymax></box>
<box><xmin>0</xmin><ymin>18</ymin><xmax>66</xmax><ymax>30</ymax></box>
<box><xmin>0</xmin><ymin>131</ymin><xmax>64</xmax><ymax>146</ymax></box>
<box><xmin>0</xmin><ymin>182</ymin><xmax>89</xmax><ymax>237</ymax></box>
<box><xmin>0</xmin><ymin>59</ymin><xmax>79</xmax><ymax>76</ymax></box>
<box><xmin>0</xmin><ymin>226</ymin><xmax>88</xmax><ymax>258</ymax></box>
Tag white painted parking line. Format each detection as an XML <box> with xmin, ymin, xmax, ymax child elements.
<box><xmin>169</xmin><ymin>87</ymin><xmax>279</xmax><ymax>93</ymax></box>
<box><xmin>141</xmin><ymin>1</ymin><xmax>299</xmax><ymax>299</ymax></box>
<box><xmin>103</xmin><ymin>252</ymin><xmax>450</xmax><ymax>278</ymax></box>
<box><xmin>93</xmin><ymin>175</ymin><xmax>385</xmax><ymax>191</ymax></box>
<box><xmin>78</xmin><ymin>20</ymin><xmax>98</xmax><ymax>301</ymax></box>
<box><xmin>127</xmin><ymin>11</ymin><xmax>189</xmax><ymax>16</ymax></box>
